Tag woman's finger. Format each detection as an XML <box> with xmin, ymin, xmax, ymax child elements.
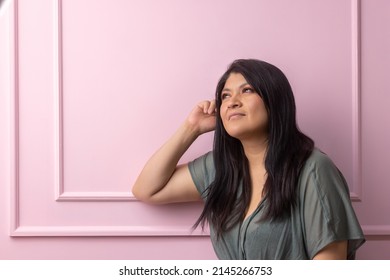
<box><xmin>207</xmin><ymin>100</ymin><xmax>216</xmax><ymax>115</ymax></box>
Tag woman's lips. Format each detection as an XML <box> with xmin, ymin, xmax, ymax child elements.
<box><xmin>228</xmin><ymin>112</ymin><xmax>246</xmax><ymax>120</ymax></box>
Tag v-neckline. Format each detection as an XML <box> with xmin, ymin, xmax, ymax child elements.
<box><xmin>242</xmin><ymin>197</ymin><xmax>265</xmax><ymax>224</ymax></box>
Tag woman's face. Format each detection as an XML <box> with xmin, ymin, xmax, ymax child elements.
<box><xmin>220</xmin><ymin>72</ymin><xmax>268</xmax><ymax>141</ymax></box>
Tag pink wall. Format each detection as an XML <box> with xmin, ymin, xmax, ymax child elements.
<box><xmin>0</xmin><ymin>0</ymin><xmax>389</xmax><ymax>259</ymax></box>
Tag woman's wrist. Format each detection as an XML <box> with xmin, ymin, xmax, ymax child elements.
<box><xmin>180</xmin><ymin>121</ymin><xmax>201</xmax><ymax>143</ymax></box>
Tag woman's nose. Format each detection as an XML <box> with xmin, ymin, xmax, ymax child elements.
<box><xmin>227</xmin><ymin>94</ymin><xmax>242</xmax><ymax>108</ymax></box>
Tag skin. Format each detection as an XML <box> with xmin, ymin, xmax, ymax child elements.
<box><xmin>132</xmin><ymin>72</ymin><xmax>347</xmax><ymax>259</ymax></box>
<box><xmin>220</xmin><ymin>73</ymin><xmax>268</xmax><ymax>143</ymax></box>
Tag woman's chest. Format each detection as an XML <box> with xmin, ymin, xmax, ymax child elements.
<box><xmin>213</xmin><ymin>208</ymin><xmax>309</xmax><ymax>260</ymax></box>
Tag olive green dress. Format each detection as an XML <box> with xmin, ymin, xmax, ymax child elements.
<box><xmin>188</xmin><ymin>148</ymin><xmax>365</xmax><ymax>259</ymax></box>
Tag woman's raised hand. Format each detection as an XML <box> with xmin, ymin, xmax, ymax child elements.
<box><xmin>186</xmin><ymin>100</ymin><xmax>217</xmax><ymax>135</ymax></box>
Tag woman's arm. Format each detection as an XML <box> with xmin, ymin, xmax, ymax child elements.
<box><xmin>313</xmin><ymin>240</ymin><xmax>348</xmax><ymax>260</ymax></box>
<box><xmin>132</xmin><ymin>100</ymin><xmax>216</xmax><ymax>204</ymax></box>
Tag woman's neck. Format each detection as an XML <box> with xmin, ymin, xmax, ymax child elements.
<box><xmin>241</xmin><ymin>136</ymin><xmax>268</xmax><ymax>169</ymax></box>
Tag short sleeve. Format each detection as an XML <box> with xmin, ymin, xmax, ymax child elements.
<box><xmin>188</xmin><ymin>151</ymin><xmax>215</xmax><ymax>200</ymax></box>
<box><xmin>299</xmin><ymin>150</ymin><xmax>365</xmax><ymax>259</ymax></box>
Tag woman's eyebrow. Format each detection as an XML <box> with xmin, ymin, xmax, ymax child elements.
<box><xmin>239</xmin><ymin>83</ymin><xmax>250</xmax><ymax>89</ymax></box>
<box><xmin>222</xmin><ymin>83</ymin><xmax>250</xmax><ymax>92</ymax></box>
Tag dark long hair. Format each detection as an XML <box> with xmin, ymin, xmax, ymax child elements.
<box><xmin>194</xmin><ymin>59</ymin><xmax>314</xmax><ymax>237</ymax></box>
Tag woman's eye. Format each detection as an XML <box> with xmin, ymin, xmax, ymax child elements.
<box><xmin>243</xmin><ymin>87</ymin><xmax>254</xmax><ymax>93</ymax></box>
<box><xmin>221</xmin><ymin>93</ymin><xmax>230</xmax><ymax>99</ymax></box>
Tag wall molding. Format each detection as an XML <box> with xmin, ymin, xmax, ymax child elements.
<box><xmin>9</xmin><ymin>0</ymin><xmax>20</xmax><ymax>236</ymax></box>
<box><xmin>52</xmin><ymin>0</ymin><xmax>363</xmax><ymax>202</ymax></box>
<box><xmin>53</xmin><ymin>0</ymin><xmax>135</xmax><ymax>202</ymax></box>
<box><xmin>12</xmin><ymin>226</ymin><xmax>209</xmax><ymax>237</ymax></box>
<box><xmin>57</xmin><ymin>192</ymin><xmax>136</xmax><ymax>201</ymax></box>
<box><xmin>350</xmin><ymin>0</ymin><xmax>362</xmax><ymax>202</ymax></box>
<box><xmin>9</xmin><ymin>0</ymin><xmax>194</xmax><ymax>236</ymax></box>
<box><xmin>362</xmin><ymin>226</ymin><xmax>390</xmax><ymax>237</ymax></box>
<box><xmin>10</xmin><ymin>0</ymin><xmax>384</xmax><ymax>237</ymax></box>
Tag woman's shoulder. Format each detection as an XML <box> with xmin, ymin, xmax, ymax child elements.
<box><xmin>190</xmin><ymin>151</ymin><xmax>214</xmax><ymax>169</ymax></box>
<box><xmin>299</xmin><ymin>147</ymin><xmax>349</xmax><ymax>195</ymax></box>
<box><xmin>188</xmin><ymin>151</ymin><xmax>215</xmax><ymax>195</ymax></box>
<box><xmin>302</xmin><ymin>148</ymin><xmax>339</xmax><ymax>174</ymax></box>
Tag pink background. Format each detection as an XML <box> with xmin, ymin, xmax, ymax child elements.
<box><xmin>0</xmin><ymin>0</ymin><xmax>389</xmax><ymax>259</ymax></box>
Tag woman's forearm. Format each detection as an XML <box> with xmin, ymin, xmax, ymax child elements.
<box><xmin>131</xmin><ymin>122</ymin><xmax>199</xmax><ymax>201</ymax></box>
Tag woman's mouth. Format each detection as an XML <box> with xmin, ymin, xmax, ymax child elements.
<box><xmin>228</xmin><ymin>112</ymin><xmax>246</xmax><ymax>120</ymax></box>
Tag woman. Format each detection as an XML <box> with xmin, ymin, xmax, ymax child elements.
<box><xmin>132</xmin><ymin>59</ymin><xmax>365</xmax><ymax>259</ymax></box>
